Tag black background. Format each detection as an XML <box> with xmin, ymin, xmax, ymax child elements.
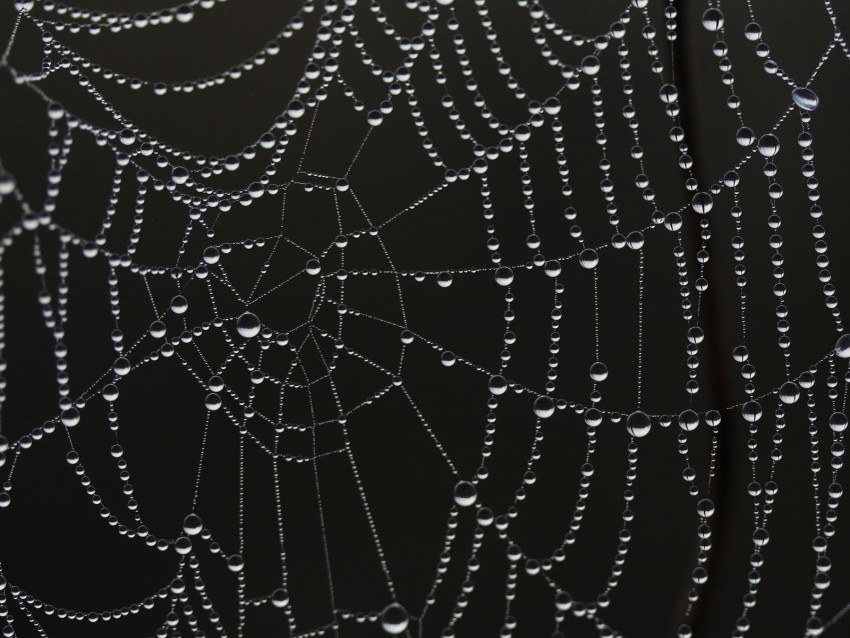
<box><xmin>1</xmin><ymin>1</ymin><xmax>850</xmax><ymax>637</ymax></box>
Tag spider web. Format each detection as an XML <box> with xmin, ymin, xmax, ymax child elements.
<box><xmin>0</xmin><ymin>0</ymin><xmax>849</xmax><ymax>637</ymax></box>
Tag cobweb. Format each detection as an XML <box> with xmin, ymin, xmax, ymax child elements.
<box><xmin>0</xmin><ymin>0</ymin><xmax>849</xmax><ymax>636</ymax></box>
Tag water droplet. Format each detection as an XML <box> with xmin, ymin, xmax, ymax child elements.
<box><xmin>757</xmin><ymin>134</ymin><xmax>780</xmax><ymax>157</ymax></box>
<box><xmin>792</xmin><ymin>87</ymin><xmax>819</xmax><ymax>111</ymax></box>
<box><xmin>659</xmin><ymin>83</ymin><xmax>679</xmax><ymax>104</ymax></box>
<box><xmin>579</xmin><ymin>249</ymin><xmax>598</xmax><ymax>269</ymax></box>
<box><xmin>170</xmin><ymin>295</ymin><xmax>188</xmax><ymax>314</ymax></box>
<box><xmin>305</xmin><ymin>259</ymin><xmax>321</xmax><ymax>275</ymax></box>
<box><xmin>626</xmin><ymin>411</ymin><xmax>651</xmax><ymax>437</ymax></box>
<box><xmin>0</xmin><ymin>174</ymin><xmax>15</xmax><ymax>196</ymax></box>
<box><xmin>172</xmin><ymin>166</ymin><xmax>189</xmax><ymax>185</ymax></box>
<box><xmin>533</xmin><ymin>396</ymin><xmax>555</xmax><ymax>418</ymax></box>
<box><xmin>778</xmin><ymin>381</ymin><xmax>799</xmax><ymax>404</ymax></box>
<box><xmin>113</xmin><ymin>357</ymin><xmax>131</xmax><ymax>376</ymax></box>
<box><xmin>453</xmin><ymin>480</ymin><xmax>477</xmax><ymax>507</ymax></box>
<box><xmin>589</xmin><ymin>362</ymin><xmax>608</xmax><ymax>382</ymax></box>
<box><xmin>271</xmin><ymin>588</ymin><xmax>290</xmax><ymax>608</ymax></box>
<box><xmin>236</xmin><ymin>312</ymin><xmax>261</xmax><ymax>338</ymax></box>
<box><xmin>205</xmin><ymin>393</ymin><xmax>222</xmax><ymax>411</ymax></box>
<box><xmin>488</xmin><ymin>375</ymin><xmax>507</xmax><ymax>395</ymax></box>
<box><xmin>678</xmin><ymin>410</ymin><xmax>699</xmax><ymax>431</ymax></box>
<box><xmin>380</xmin><ymin>603</ymin><xmax>409</xmax><ymax>634</ymax></box>
<box><xmin>829</xmin><ymin>412</ymin><xmax>848</xmax><ymax>433</ymax></box>
<box><xmin>581</xmin><ymin>55</ymin><xmax>600</xmax><ymax>76</ymax></box>
<box><xmin>287</xmin><ymin>100</ymin><xmax>306</xmax><ymax>119</ymax></box>
<box><xmin>752</xmin><ymin>527</ymin><xmax>770</xmax><ymax>547</ymax></box>
<box><xmin>697</xmin><ymin>499</ymin><xmax>715</xmax><ymax>517</ymax></box>
<box><xmin>61</xmin><ymin>408</ymin><xmax>80</xmax><ymax>427</ymax></box>
<box><xmin>701</xmin><ymin>8</ymin><xmax>724</xmax><ymax>31</ymax></box>
<box><xmin>835</xmin><ymin>334</ymin><xmax>850</xmax><ymax>358</ymax></box>
<box><xmin>494</xmin><ymin>266</ymin><xmax>514</xmax><ymax>286</ymax></box>
<box><xmin>227</xmin><ymin>554</ymin><xmax>244</xmax><ymax>572</ymax></box>
<box><xmin>691</xmin><ymin>192</ymin><xmax>713</xmax><ymax>214</ymax></box>
<box><xmin>742</xmin><ymin>400</ymin><xmax>762</xmax><ymax>422</ymax></box>
<box><xmin>440</xmin><ymin>351</ymin><xmax>456</xmax><ymax>367</ymax></box>
<box><xmin>149</xmin><ymin>321</ymin><xmax>167</xmax><ymax>338</ymax></box>
<box><xmin>175</xmin><ymin>4</ymin><xmax>194</xmax><ymax>23</ymax></box>
<box><xmin>183</xmin><ymin>513</ymin><xmax>203</xmax><ymax>535</ymax></box>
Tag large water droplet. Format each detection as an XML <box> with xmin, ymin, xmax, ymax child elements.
<box><xmin>380</xmin><ymin>603</ymin><xmax>409</xmax><ymax>634</ymax></box>
<box><xmin>589</xmin><ymin>362</ymin><xmax>608</xmax><ymax>382</ymax></box>
<box><xmin>691</xmin><ymin>192</ymin><xmax>713</xmax><ymax>214</ymax></box>
<box><xmin>757</xmin><ymin>134</ymin><xmax>780</xmax><ymax>157</ymax></box>
<box><xmin>791</xmin><ymin>87</ymin><xmax>819</xmax><ymax>111</ymax></box>
<box><xmin>778</xmin><ymin>381</ymin><xmax>800</xmax><ymax>404</ymax></box>
<box><xmin>236</xmin><ymin>312</ymin><xmax>261</xmax><ymax>338</ymax></box>
<box><xmin>494</xmin><ymin>266</ymin><xmax>514</xmax><ymax>286</ymax></box>
<box><xmin>533</xmin><ymin>396</ymin><xmax>555</xmax><ymax>418</ymax></box>
<box><xmin>626</xmin><ymin>411</ymin><xmax>651</xmax><ymax>437</ymax></box>
<box><xmin>579</xmin><ymin>249</ymin><xmax>598</xmax><ymax>269</ymax></box>
<box><xmin>183</xmin><ymin>513</ymin><xmax>203</xmax><ymax>535</ymax></box>
<box><xmin>835</xmin><ymin>334</ymin><xmax>850</xmax><ymax>358</ymax></box>
<box><xmin>453</xmin><ymin>480</ymin><xmax>477</xmax><ymax>507</ymax></box>
<box><xmin>678</xmin><ymin>410</ymin><xmax>699</xmax><ymax>431</ymax></box>
<box><xmin>271</xmin><ymin>588</ymin><xmax>290</xmax><ymax>608</ymax></box>
<box><xmin>488</xmin><ymin>375</ymin><xmax>507</xmax><ymax>395</ymax></box>
<box><xmin>701</xmin><ymin>8</ymin><xmax>724</xmax><ymax>31</ymax></box>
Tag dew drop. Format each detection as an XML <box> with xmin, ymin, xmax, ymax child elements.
<box><xmin>697</xmin><ymin>498</ymin><xmax>715</xmax><ymax>517</ymax></box>
<box><xmin>380</xmin><ymin>603</ymin><xmax>409</xmax><ymax>634</ymax></box>
<box><xmin>170</xmin><ymin>295</ymin><xmax>188</xmax><ymax>314</ymax></box>
<box><xmin>701</xmin><ymin>8</ymin><xmax>724</xmax><ymax>31</ymax></box>
<box><xmin>691</xmin><ymin>192</ymin><xmax>713</xmax><ymax>214</ymax></box>
<box><xmin>305</xmin><ymin>259</ymin><xmax>321</xmax><ymax>275</ymax></box>
<box><xmin>236</xmin><ymin>312</ymin><xmax>261</xmax><ymax>338</ymax></box>
<box><xmin>589</xmin><ymin>362</ymin><xmax>608</xmax><ymax>382</ymax></box>
<box><xmin>757</xmin><ymin>134</ymin><xmax>780</xmax><ymax>158</ymax></box>
<box><xmin>792</xmin><ymin>87</ymin><xmax>819</xmax><ymax>111</ymax></box>
<box><xmin>581</xmin><ymin>55</ymin><xmax>600</xmax><ymax>76</ymax></box>
<box><xmin>533</xmin><ymin>396</ymin><xmax>555</xmax><ymax>419</ymax></box>
<box><xmin>61</xmin><ymin>407</ymin><xmax>80</xmax><ymax>427</ymax></box>
<box><xmin>579</xmin><ymin>249</ymin><xmax>598</xmax><ymax>269</ymax></box>
<box><xmin>494</xmin><ymin>266</ymin><xmax>514</xmax><ymax>286</ymax></box>
<box><xmin>172</xmin><ymin>166</ymin><xmax>190</xmax><ymax>185</ymax></box>
<box><xmin>488</xmin><ymin>375</ymin><xmax>508</xmax><ymax>395</ymax></box>
<box><xmin>829</xmin><ymin>412</ymin><xmax>848</xmax><ymax>433</ymax></box>
<box><xmin>0</xmin><ymin>174</ymin><xmax>15</xmax><ymax>196</ymax></box>
<box><xmin>183</xmin><ymin>513</ymin><xmax>203</xmax><ymax>535</ymax></box>
<box><xmin>453</xmin><ymin>480</ymin><xmax>477</xmax><ymax>507</ymax></box>
<box><xmin>778</xmin><ymin>381</ymin><xmax>800</xmax><ymax>404</ymax></box>
<box><xmin>626</xmin><ymin>411</ymin><xmax>651</xmax><ymax>437</ymax></box>
<box><xmin>678</xmin><ymin>409</ymin><xmax>699</xmax><ymax>431</ymax></box>
<box><xmin>835</xmin><ymin>334</ymin><xmax>850</xmax><ymax>358</ymax></box>
<box><xmin>271</xmin><ymin>587</ymin><xmax>290</xmax><ymax>608</ymax></box>
<box><xmin>175</xmin><ymin>4</ymin><xmax>194</xmax><ymax>23</ymax></box>
<box><xmin>227</xmin><ymin>554</ymin><xmax>244</xmax><ymax>572</ymax></box>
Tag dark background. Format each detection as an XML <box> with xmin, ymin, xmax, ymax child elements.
<box><xmin>1</xmin><ymin>1</ymin><xmax>849</xmax><ymax>637</ymax></box>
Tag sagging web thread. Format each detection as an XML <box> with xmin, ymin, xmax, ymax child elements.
<box><xmin>0</xmin><ymin>0</ymin><xmax>849</xmax><ymax>637</ymax></box>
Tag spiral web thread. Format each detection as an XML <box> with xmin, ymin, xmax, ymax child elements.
<box><xmin>0</xmin><ymin>0</ymin><xmax>850</xmax><ymax>637</ymax></box>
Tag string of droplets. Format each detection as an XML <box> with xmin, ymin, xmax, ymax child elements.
<box><xmin>0</xmin><ymin>0</ymin><xmax>849</xmax><ymax>637</ymax></box>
